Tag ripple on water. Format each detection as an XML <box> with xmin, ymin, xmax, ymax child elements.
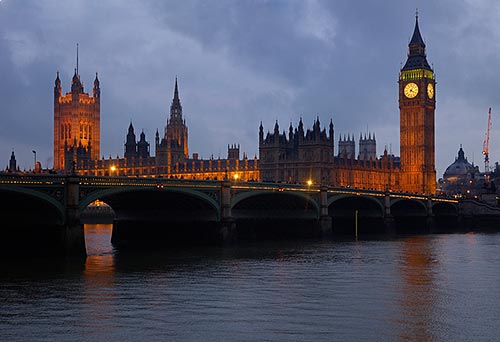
<box><xmin>1</xmin><ymin>227</ymin><xmax>500</xmax><ymax>341</ymax></box>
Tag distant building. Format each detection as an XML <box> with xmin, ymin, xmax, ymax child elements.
<box><xmin>54</xmin><ymin>15</ymin><xmax>438</xmax><ymax>194</ymax></box>
<box><xmin>438</xmin><ymin>146</ymin><xmax>492</xmax><ymax>197</ymax></box>
<box><xmin>62</xmin><ymin>78</ymin><xmax>259</xmax><ymax>181</ymax></box>
<box><xmin>7</xmin><ymin>151</ymin><xmax>16</xmax><ymax>173</ymax></box>
<box><xmin>53</xmin><ymin>66</ymin><xmax>100</xmax><ymax>171</ymax></box>
<box><xmin>258</xmin><ymin>14</ymin><xmax>436</xmax><ymax>193</ymax></box>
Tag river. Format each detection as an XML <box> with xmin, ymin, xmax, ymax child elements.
<box><xmin>1</xmin><ymin>224</ymin><xmax>500</xmax><ymax>341</ymax></box>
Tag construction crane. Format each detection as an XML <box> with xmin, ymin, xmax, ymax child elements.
<box><xmin>482</xmin><ymin>107</ymin><xmax>492</xmax><ymax>182</ymax></box>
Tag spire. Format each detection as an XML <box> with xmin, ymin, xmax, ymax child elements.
<box><xmin>174</xmin><ymin>77</ymin><xmax>179</xmax><ymax>101</ymax></box>
<box><xmin>401</xmin><ymin>13</ymin><xmax>432</xmax><ymax>71</ymax></box>
<box><xmin>55</xmin><ymin>71</ymin><xmax>61</xmax><ymax>87</ymax></box>
<box><xmin>71</xmin><ymin>45</ymin><xmax>84</xmax><ymax>93</ymax></box>
<box><xmin>409</xmin><ymin>13</ymin><xmax>425</xmax><ymax>47</ymax></box>
<box><xmin>54</xmin><ymin>71</ymin><xmax>62</xmax><ymax>98</ymax></box>
<box><xmin>76</xmin><ymin>43</ymin><xmax>79</xmax><ymax>75</ymax></box>
<box><xmin>458</xmin><ymin>145</ymin><xmax>465</xmax><ymax>160</ymax></box>
<box><xmin>93</xmin><ymin>72</ymin><xmax>100</xmax><ymax>98</ymax></box>
<box><xmin>170</xmin><ymin>77</ymin><xmax>183</xmax><ymax>120</ymax></box>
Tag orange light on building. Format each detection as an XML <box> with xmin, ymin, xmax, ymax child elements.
<box><xmin>307</xmin><ymin>180</ymin><xmax>313</xmax><ymax>186</ymax></box>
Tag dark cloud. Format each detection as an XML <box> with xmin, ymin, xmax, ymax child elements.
<box><xmin>0</xmin><ymin>0</ymin><xmax>499</xmax><ymax>178</ymax></box>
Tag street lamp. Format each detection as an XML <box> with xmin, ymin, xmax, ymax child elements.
<box><xmin>32</xmin><ymin>150</ymin><xmax>36</xmax><ymax>171</ymax></box>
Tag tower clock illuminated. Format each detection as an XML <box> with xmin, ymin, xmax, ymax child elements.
<box><xmin>398</xmin><ymin>14</ymin><xmax>436</xmax><ymax>195</ymax></box>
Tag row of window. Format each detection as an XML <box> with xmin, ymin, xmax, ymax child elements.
<box><xmin>60</xmin><ymin>123</ymin><xmax>93</xmax><ymax>140</ymax></box>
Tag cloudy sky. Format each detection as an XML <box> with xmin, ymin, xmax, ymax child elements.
<box><xmin>1</xmin><ymin>0</ymin><xmax>499</xmax><ymax>178</ymax></box>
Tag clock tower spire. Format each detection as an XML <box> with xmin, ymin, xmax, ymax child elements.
<box><xmin>399</xmin><ymin>14</ymin><xmax>436</xmax><ymax>194</ymax></box>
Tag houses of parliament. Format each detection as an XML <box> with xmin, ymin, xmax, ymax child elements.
<box><xmin>52</xmin><ymin>16</ymin><xmax>436</xmax><ymax>195</ymax></box>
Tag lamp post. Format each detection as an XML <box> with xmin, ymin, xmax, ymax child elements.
<box><xmin>32</xmin><ymin>150</ymin><xmax>36</xmax><ymax>172</ymax></box>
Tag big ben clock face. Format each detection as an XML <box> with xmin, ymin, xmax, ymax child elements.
<box><xmin>427</xmin><ymin>83</ymin><xmax>434</xmax><ymax>99</ymax></box>
<box><xmin>404</xmin><ymin>82</ymin><xmax>419</xmax><ymax>98</ymax></box>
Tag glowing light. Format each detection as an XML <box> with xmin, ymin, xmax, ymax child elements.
<box><xmin>307</xmin><ymin>180</ymin><xmax>313</xmax><ymax>186</ymax></box>
<box><xmin>233</xmin><ymin>174</ymin><xmax>239</xmax><ymax>181</ymax></box>
<box><xmin>110</xmin><ymin>165</ymin><xmax>116</xmax><ymax>172</ymax></box>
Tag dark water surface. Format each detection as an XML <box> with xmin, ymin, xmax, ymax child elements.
<box><xmin>1</xmin><ymin>224</ymin><xmax>500</xmax><ymax>341</ymax></box>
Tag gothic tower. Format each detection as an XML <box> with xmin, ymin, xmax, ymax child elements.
<box><xmin>53</xmin><ymin>48</ymin><xmax>100</xmax><ymax>171</ymax></box>
<box><xmin>124</xmin><ymin>122</ymin><xmax>137</xmax><ymax>159</ymax></box>
<box><xmin>156</xmin><ymin>78</ymin><xmax>189</xmax><ymax>167</ymax></box>
<box><xmin>399</xmin><ymin>14</ymin><xmax>436</xmax><ymax>194</ymax></box>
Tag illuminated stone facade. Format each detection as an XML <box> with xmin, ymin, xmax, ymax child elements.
<box><xmin>258</xmin><ymin>16</ymin><xmax>436</xmax><ymax>194</ymax></box>
<box><xmin>70</xmin><ymin>79</ymin><xmax>259</xmax><ymax>182</ymax></box>
<box><xmin>398</xmin><ymin>16</ymin><xmax>436</xmax><ymax>194</ymax></box>
<box><xmin>53</xmin><ymin>69</ymin><xmax>100</xmax><ymax>171</ymax></box>
<box><xmin>57</xmin><ymin>16</ymin><xmax>436</xmax><ymax>194</ymax></box>
<box><xmin>259</xmin><ymin>119</ymin><xmax>401</xmax><ymax>190</ymax></box>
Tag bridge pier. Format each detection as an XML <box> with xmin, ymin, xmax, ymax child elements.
<box><xmin>426</xmin><ymin>198</ymin><xmax>436</xmax><ymax>233</ymax></box>
<box><xmin>320</xmin><ymin>186</ymin><xmax>332</xmax><ymax>237</ymax></box>
<box><xmin>383</xmin><ymin>193</ymin><xmax>396</xmax><ymax>235</ymax></box>
<box><xmin>64</xmin><ymin>175</ymin><xmax>86</xmax><ymax>257</ymax></box>
<box><xmin>220</xmin><ymin>180</ymin><xmax>236</xmax><ymax>242</ymax></box>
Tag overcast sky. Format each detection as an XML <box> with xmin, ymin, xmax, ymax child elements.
<box><xmin>1</xmin><ymin>0</ymin><xmax>500</xmax><ymax>178</ymax></box>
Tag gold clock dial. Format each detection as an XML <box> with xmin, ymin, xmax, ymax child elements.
<box><xmin>404</xmin><ymin>82</ymin><xmax>419</xmax><ymax>98</ymax></box>
<box><xmin>427</xmin><ymin>83</ymin><xmax>434</xmax><ymax>99</ymax></box>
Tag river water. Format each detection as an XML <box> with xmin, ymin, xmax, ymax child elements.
<box><xmin>1</xmin><ymin>224</ymin><xmax>500</xmax><ymax>341</ymax></box>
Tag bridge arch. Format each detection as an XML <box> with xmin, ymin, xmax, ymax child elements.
<box><xmin>231</xmin><ymin>190</ymin><xmax>320</xmax><ymax>239</ymax></box>
<box><xmin>231</xmin><ymin>190</ymin><xmax>320</xmax><ymax>215</ymax></box>
<box><xmin>81</xmin><ymin>186</ymin><xmax>222</xmax><ymax>247</ymax></box>
<box><xmin>79</xmin><ymin>186</ymin><xmax>220</xmax><ymax>219</ymax></box>
<box><xmin>0</xmin><ymin>187</ymin><xmax>65</xmax><ymax>224</ymax></box>
<box><xmin>432</xmin><ymin>201</ymin><xmax>459</xmax><ymax>231</ymax></box>
<box><xmin>327</xmin><ymin>194</ymin><xmax>385</xmax><ymax>214</ymax></box>
<box><xmin>390</xmin><ymin>198</ymin><xmax>428</xmax><ymax>233</ymax></box>
<box><xmin>0</xmin><ymin>187</ymin><xmax>67</xmax><ymax>256</ymax></box>
<box><xmin>390</xmin><ymin>198</ymin><xmax>427</xmax><ymax>214</ymax></box>
<box><xmin>328</xmin><ymin>194</ymin><xmax>385</xmax><ymax>235</ymax></box>
<box><xmin>432</xmin><ymin>201</ymin><xmax>459</xmax><ymax>215</ymax></box>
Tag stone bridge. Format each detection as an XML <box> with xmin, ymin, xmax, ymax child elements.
<box><xmin>0</xmin><ymin>174</ymin><xmax>460</xmax><ymax>257</ymax></box>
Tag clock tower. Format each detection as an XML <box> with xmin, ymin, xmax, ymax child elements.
<box><xmin>399</xmin><ymin>14</ymin><xmax>436</xmax><ymax>194</ymax></box>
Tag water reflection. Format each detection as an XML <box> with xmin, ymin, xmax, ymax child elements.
<box><xmin>83</xmin><ymin>223</ymin><xmax>115</xmax><ymax>276</ymax></box>
<box><xmin>83</xmin><ymin>224</ymin><xmax>118</xmax><ymax>338</ymax></box>
<box><xmin>395</xmin><ymin>236</ymin><xmax>439</xmax><ymax>342</ymax></box>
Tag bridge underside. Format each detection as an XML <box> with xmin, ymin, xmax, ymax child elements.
<box><xmin>232</xmin><ymin>193</ymin><xmax>321</xmax><ymax>240</ymax></box>
<box><xmin>0</xmin><ymin>189</ymin><xmax>71</xmax><ymax>256</ymax></box>
<box><xmin>432</xmin><ymin>202</ymin><xmax>459</xmax><ymax>232</ymax></box>
<box><xmin>329</xmin><ymin>196</ymin><xmax>386</xmax><ymax>237</ymax></box>
<box><xmin>390</xmin><ymin>200</ymin><xmax>429</xmax><ymax>234</ymax></box>
<box><xmin>100</xmin><ymin>190</ymin><xmax>221</xmax><ymax>248</ymax></box>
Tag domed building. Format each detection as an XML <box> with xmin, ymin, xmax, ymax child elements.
<box><xmin>438</xmin><ymin>146</ymin><xmax>481</xmax><ymax>196</ymax></box>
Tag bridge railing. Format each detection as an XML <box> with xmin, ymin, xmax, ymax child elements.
<box><xmin>0</xmin><ymin>173</ymin><xmax>66</xmax><ymax>185</ymax></box>
<box><xmin>78</xmin><ymin>175</ymin><xmax>222</xmax><ymax>188</ymax></box>
<box><xmin>0</xmin><ymin>173</ymin><xmax>459</xmax><ymax>203</ymax></box>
